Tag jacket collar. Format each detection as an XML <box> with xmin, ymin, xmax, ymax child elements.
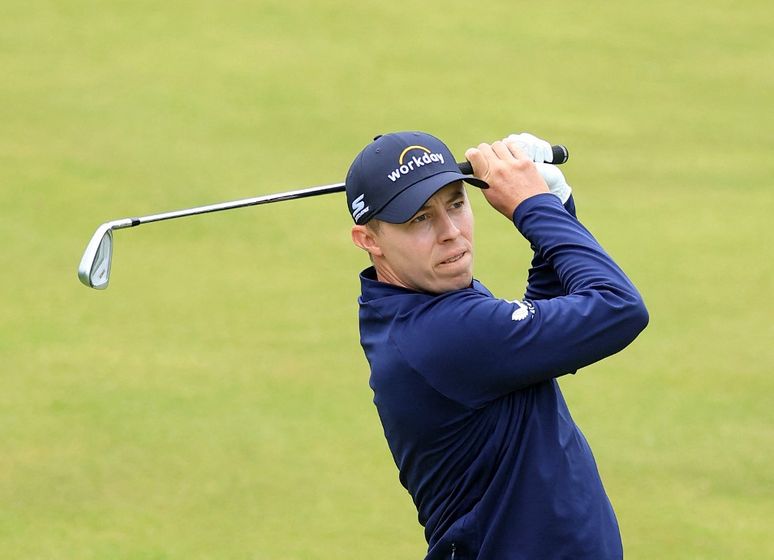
<box><xmin>359</xmin><ymin>266</ymin><xmax>479</xmax><ymax>302</ymax></box>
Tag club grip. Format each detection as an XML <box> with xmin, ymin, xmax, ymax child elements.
<box><xmin>457</xmin><ymin>144</ymin><xmax>568</xmax><ymax>175</ymax></box>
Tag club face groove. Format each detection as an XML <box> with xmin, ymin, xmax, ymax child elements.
<box><xmin>78</xmin><ymin>225</ymin><xmax>113</xmax><ymax>289</ymax></box>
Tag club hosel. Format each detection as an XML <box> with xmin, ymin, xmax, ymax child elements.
<box><xmin>109</xmin><ymin>218</ymin><xmax>139</xmax><ymax>230</ymax></box>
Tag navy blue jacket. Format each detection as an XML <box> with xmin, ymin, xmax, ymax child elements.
<box><xmin>357</xmin><ymin>193</ymin><xmax>649</xmax><ymax>559</ymax></box>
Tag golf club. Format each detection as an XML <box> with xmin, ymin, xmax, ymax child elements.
<box><xmin>77</xmin><ymin>145</ymin><xmax>568</xmax><ymax>290</ymax></box>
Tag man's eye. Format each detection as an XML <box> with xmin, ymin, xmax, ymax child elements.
<box><xmin>451</xmin><ymin>199</ymin><xmax>465</xmax><ymax>209</ymax></box>
<box><xmin>412</xmin><ymin>213</ymin><xmax>428</xmax><ymax>223</ymax></box>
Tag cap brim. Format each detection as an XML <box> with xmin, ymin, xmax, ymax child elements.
<box><xmin>372</xmin><ymin>171</ymin><xmax>488</xmax><ymax>224</ymax></box>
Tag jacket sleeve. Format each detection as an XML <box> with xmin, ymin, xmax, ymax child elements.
<box><xmin>524</xmin><ymin>195</ymin><xmax>577</xmax><ymax>300</ymax></box>
<box><xmin>394</xmin><ymin>194</ymin><xmax>649</xmax><ymax>409</ymax></box>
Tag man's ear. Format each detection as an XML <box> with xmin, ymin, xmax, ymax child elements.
<box><xmin>351</xmin><ymin>225</ymin><xmax>384</xmax><ymax>257</ymax></box>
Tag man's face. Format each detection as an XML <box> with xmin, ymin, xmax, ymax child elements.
<box><xmin>361</xmin><ymin>182</ymin><xmax>475</xmax><ymax>294</ymax></box>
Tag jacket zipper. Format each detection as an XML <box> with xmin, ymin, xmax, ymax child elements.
<box><xmin>450</xmin><ymin>542</ymin><xmax>456</xmax><ymax>560</ymax></box>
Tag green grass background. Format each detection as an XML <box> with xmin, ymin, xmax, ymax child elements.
<box><xmin>1</xmin><ymin>1</ymin><xmax>772</xmax><ymax>558</ymax></box>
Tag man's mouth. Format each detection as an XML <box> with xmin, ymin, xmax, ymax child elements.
<box><xmin>440</xmin><ymin>251</ymin><xmax>467</xmax><ymax>265</ymax></box>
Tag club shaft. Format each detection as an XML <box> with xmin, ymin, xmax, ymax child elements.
<box><xmin>115</xmin><ymin>182</ymin><xmax>346</xmax><ymax>228</ymax></box>
<box><xmin>106</xmin><ymin>147</ymin><xmax>570</xmax><ymax>229</ymax></box>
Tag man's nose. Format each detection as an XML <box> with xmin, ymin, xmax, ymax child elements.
<box><xmin>435</xmin><ymin>210</ymin><xmax>460</xmax><ymax>242</ymax></box>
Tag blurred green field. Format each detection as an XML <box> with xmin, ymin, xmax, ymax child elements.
<box><xmin>1</xmin><ymin>1</ymin><xmax>772</xmax><ymax>558</ymax></box>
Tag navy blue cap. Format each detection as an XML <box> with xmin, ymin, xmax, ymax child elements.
<box><xmin>345</xmin><ymin>131</ymin><xmax>488</xmax><ymax>225</ymax></box>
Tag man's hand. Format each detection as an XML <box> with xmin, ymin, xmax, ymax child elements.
<box><xmin>464</xmin><ymin>140</ymin><xmax>549</xmax><ymax>219</ymax></box>
<box><xmin>502</xmin><ymin>132</ymin><xmax>555</xmax><ymax>164</ymax></box>
<box><xmin>504</xmin><ymin>133</ymin><xmax>573</xmax><ymax>204</ymax></box>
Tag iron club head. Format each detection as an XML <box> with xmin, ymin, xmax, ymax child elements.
<box><xmin>78</xmin><ymin>223</ymin><xmax>114</xmax><ymax>289</ymax></box>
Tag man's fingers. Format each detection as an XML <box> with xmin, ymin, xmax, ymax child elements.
<box><xmin>503</xmin><ymin>141</ymin><xmax>530</xmax><ymax>162</ymax></box>
<box><xmin>504</xmin><ymin>133</ymin><xmax>553</xmax><ymax>163</ymax></box>
<box><xmin>491</xmin><ymin>140</ymin><xmax>513</xmax><ymax>160</ymax></box>
<box><xmin>464</xmin><ymin>146</ymin><xmax>490</xmax><ymax>178</ymax></box>
<box><xmin>476</xmin><ymin>142</ymin><xmax>497</xmax><ymax>158</ymax></box>
<box><xmin>504</xmin><ymin>136</ymin><xmax>533</xmax><ymax>160</ymax></box>
<box><xmin>503</xmin><ymin>133</ymin><xmax>532</xmax><ymax>160</ymax></box>
<box><xmin>466</xmin><ymin>140</ymin><xmax>532</xmax><ymax>178</ymax></box>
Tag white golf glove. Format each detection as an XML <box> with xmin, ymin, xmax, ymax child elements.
<box><xmin>503</xmin><ymin>132</ymin><xmax>572</xmax><ymax>204</ymax></box>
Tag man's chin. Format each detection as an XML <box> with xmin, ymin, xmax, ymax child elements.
<box><xmin>431</xmin><ymin>270</ymin><xmax>474</xmax><ymax>293</ymax></box>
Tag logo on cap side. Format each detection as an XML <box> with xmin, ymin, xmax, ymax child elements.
<box><xmin>387</xmin><ymin>145</ymin><xmax>446</xmax><ymax>183</ymax></box>
<box><xmin>398</xmin><ymin>145</ymin><xmax>431</xmax><ymax>163</ymax></box>
<box><xmin>351</xmin><ymin>194</ymin><xmax>369</xmax><ymax>222</ymax></box>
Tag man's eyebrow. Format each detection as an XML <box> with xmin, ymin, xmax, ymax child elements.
<box><xmin>445</xmin><ymin>186</ymin><xmax>465</xmax><ymax>201</ymax></box>
<box><xmin>412</xmin><ymin>204</ymin><xmax>431</xmax><ymax>218</ymax></box>
<box><xmin>438</xmin><ymin>186</ymin><xmax>465</xmax><ymax>206</ymax></box>
<box><xmin>411</xmin><ymin>186</ymin><xmax>466</xmax><ymax>217</ymax></box>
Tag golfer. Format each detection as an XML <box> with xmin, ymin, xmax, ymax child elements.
<box><xmin>346</xmin><ymin>131</ymin><xmax>648</xmax><ymax>559</ymax></box>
